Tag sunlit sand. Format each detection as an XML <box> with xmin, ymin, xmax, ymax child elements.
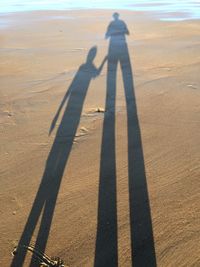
<box><xmin>0</xmin><ymin>3</ymin><xmax>200</xmax><ymax>267</ymax></box>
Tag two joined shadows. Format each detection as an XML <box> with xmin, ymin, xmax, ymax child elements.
<box><xmin>11</xmin><ymin>14</ymin><xmax>156</xmax><ymax>267</ymax></box>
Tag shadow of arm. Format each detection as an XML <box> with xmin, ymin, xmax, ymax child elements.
<box><xmin>125</xmin><ymin>27</ymin><xmax>129</xmax><ymax>35</ymax></box>
<box><xmin>49</xmin><ymin>87</ymin><xmax>72</xmax><ymax>135</ymax></box>
<box><xmin>96</xmin><ymin>56</ymin><xmax>108</xmax><ymax>77</ymax></box>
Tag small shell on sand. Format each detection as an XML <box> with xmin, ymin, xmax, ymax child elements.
<box><xmin>3</xmin><ymin>110</ymin><xmax>13</xmax><ymax>117</ymax></box>
<box><xmin>95</xmin><ymin>107</ymin><xmax>105</xmax><ymax>113</ymax></box>
<box><xmin>187</xmin><ymin>84</ymin><xmax>197</xmax><ymax>89</ymax></box>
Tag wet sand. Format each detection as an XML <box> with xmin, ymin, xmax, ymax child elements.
<box><xmin>0</xmin><ymin>9</ymin><xmax>200</xmax><ymax>267</ymax></box>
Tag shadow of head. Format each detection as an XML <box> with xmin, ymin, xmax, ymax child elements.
<box><xmin>113</xmin><ymin>12</ymin><xmax>120</xmax><ymax>20</ymax></box>
<box><xmin>86</xmin><ymin>46</ymin><xmax>97</xmax><ymax>63</ymax></box>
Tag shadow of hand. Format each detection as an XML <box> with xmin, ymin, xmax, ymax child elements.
<box><xmin>49</xmin><ymin>113</ymin><xmax>59</xmax><ymax>136</ymax></box>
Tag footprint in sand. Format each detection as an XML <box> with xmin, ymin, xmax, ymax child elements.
<box><xmin>74</xmin><ymin>126</ymin><xmax>89</xmax><ymax>143</ymax></box>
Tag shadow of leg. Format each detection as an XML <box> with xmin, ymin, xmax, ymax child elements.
<box><xmin>94</xmin><ymin>60</ymin><xmax>118</xmax><ymax>267</ymax></box>
<box><xmin>121</xmin><ymin>56</ymin><xmax>157</xmax><ymax>267</ymax></box>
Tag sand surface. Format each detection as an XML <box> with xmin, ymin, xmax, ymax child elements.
<box><xmin>0</xmin><ymin>9</ymin><xmax>200</xmax><ymax>267</ymax></box>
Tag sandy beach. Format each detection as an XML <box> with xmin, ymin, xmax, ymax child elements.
<box><xmin>0</xmin><ymin>9</ymin><xmax>200</xmax><ymax>267</ymax></box>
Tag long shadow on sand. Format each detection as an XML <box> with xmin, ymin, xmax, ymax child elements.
<box><xmin>94</xmin><ymin>13</ymin><xmax>157</xmax><ymax>267</ymax></box>
<box><xmin>11</xmin><ymin>46</ymin><xmax>106</xmax><ymax>267</ymax></box>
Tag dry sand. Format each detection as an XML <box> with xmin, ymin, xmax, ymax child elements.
<box><xmin>0</xmin><ymin>9</ymin><xmax>200</xmax><ymax>267</ymax></box>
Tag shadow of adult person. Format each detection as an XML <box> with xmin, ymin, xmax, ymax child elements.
<box><xmin>94</xmin><ymin>13</ymin><xmax>157</xmax><ymax>267</ymax></box>
<box><xmin>11</xmin><ymin>46</ymin><xmax>107</xmax><ymax>267</ymax></box>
